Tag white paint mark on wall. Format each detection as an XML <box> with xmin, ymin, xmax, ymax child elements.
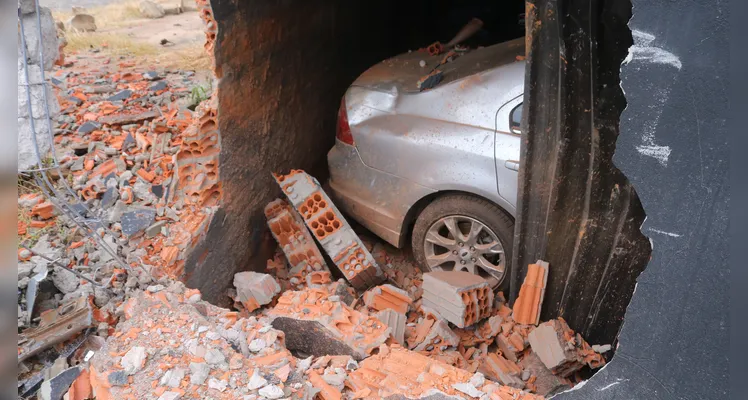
<box><xmin>648</xmin><ymin>228</ymin><xmax>682</xmax><ymax>237</ymax></box>
<box><xmin>624</xmin><ymin>30</ymin><xmax>681</xmax><ymax>166</ymax></box>
<box><xmin>625</xmin><ymin>31</ymin><xmax>682</xmax><ymax>69</ymax></box>
<box><xmin>597</xmin><ymin>378</ymin><xmax>628</xmax><ymax>391</ymax></box>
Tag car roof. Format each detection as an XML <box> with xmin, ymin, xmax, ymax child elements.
<box><xmin>352</xmin><ymin>37</ymin><xmax>525</xmax><ymax>94</ymax></box>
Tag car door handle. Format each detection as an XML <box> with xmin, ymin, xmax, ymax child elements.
<box><xmin>504</xmin><ymin>160</ymin><xmax>520</xmax><ymax>171</ymax></box>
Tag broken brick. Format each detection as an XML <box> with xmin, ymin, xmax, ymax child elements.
<box><xmin>512</xmin><ymin>261</ymin><xmax>549</xmax><ymax>325</ymax></box>
<box><xmin>479</xmin><ymin>353</ymin><xmax>525</xmax><ymax>389</ymax></box>
<box><xmin>269</xmin><ymin>287</ymin><xmax>390</xmax><ymax>360</ymax></box>
<box><xmin>31</xmin><ymin>201</ymin><xmax>55</xmax><ymax>220</ymax></box>
<box><xmin>375</xmin><ymin>309</ymin><xmax>406</xmax><ymax>345</ymax></box>
<box><xmin>233</xmin><ymin>271</ymin><xmax>281</xmax><ymax>312</ymax></box>
<box><xmin>273</xmin><ymin>170</ymin><xmax>384</xmax><ymax>290</ymax></box>
<box><xmin>362</xmin><ymin>284</ymin><xmax>412</xmax><ymax>314</ymax></box>
<box><xmin>421</xmin><ymin>271</ymin><xmax>493</xmax><ymax>328</ymax></box>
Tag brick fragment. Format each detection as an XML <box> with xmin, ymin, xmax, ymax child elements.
<box><xmin>413</xmin><ymin>318</ymin><xmax>460</xmax><ymax>353</ymax></box>
<box><xmin>512</xmin><ymin>261</ymin><xmax>549</xmax><ymax>325</ymax></box>
<box><xmin>31</xmin><ymin>201</ymin><xmax>55</xmax><ymax>220</ymax></box>
<box><xmin>233</xmin><ymin>271</ymin><xmax>281</xmax><ymax>312</ymax></box>
<box><xmin>363</xmin><ymin>284</ymin><xmax>412</xmax><ymax>314</ymax></box>
<box><xmin>479</xmin><ymin>353</ymin><xmax>525</xmax><ymax>389</ymax></box>
<box><xmin>269</xmin><ymin>287</ymin><xmax>390</xmax><ymax>360</ymax></box>
<box><xmin>421</xmin><ymin>271</ymin><xmax>493</xmax><ymax>328</ymax></box>
<box><xmin>308</xmin><ymin>370</ymin><xmax>342</xmax><ymax>400</ymax></box>
<box><xmin>273</xmin><ymin>170</ymin><xmax>384</xmax><ymax>290</ymax></box>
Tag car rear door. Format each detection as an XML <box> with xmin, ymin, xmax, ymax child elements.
<box><xmin>494</xmin><ymin>95</ymin><xmax>523</xmax><ymax>210</ymax></box>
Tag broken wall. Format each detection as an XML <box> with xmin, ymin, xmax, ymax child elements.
<box><xmin>520</xmin><ymin>0</ymin><xmax>729</xmax><ymax>398</ymax></box>
<box><xmin>190</xmin><ymin>0</ymin><xmax>525</xmax><ymax>304</ymax></box>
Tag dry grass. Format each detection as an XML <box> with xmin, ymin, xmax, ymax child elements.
<box><xmin>65</xmin><ymin>32</ymin><xmax>159</xmax><ymax>57</ymax></box>
<box><xmin>149</xmin><ymin>42</ymin><xmax>212</xmax><ymax>71</ymax></box>
<box><xmin>53</xmin><ymin>2</ymin><xmax>143</xmax><ymax>29</ymax></box>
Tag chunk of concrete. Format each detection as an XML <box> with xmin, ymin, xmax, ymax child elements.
<box><xmin>375</xmin><ymin>309</ymin><xmax>406</xmax><ymax>345</ymax></box>
<box><xmin>233</xmin><ymin>271</ymin><xmax>281</xmax><ymax>312</ymax></box>
<box><xmin>120</xmin><ymin>346</ymin><xmax>147</xmax><ymax>375</ymax></box>
<box><xmin>121</xmin><ymin>208</ymin><xmax>156</xmax><ymax>235</ymax></box>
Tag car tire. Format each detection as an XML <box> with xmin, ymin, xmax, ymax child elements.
<box><xmin>411</xmin><ymin>194</ymin><xmax>514</xmax><ymax>292</ymax></box>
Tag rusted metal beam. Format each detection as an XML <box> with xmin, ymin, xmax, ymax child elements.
<box><xmin>18</xmin><ymin>296</ymin><xmax>94</xmax><ymax>363</ymax></box>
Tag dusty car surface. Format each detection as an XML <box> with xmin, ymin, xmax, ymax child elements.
<box><xmin>327</xmin><ymin>38</ymin><xmax>525</xmax><ymax>289</ymax></box>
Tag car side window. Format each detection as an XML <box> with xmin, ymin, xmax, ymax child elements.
<box><xmin>510</xmin><ymin>103</ymin><xmax>523</xmax><ymax>133</ymax></box>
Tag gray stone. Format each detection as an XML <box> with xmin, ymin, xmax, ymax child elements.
<box><xmin>208</xmin><ymin>378</ymin><xmax>228</xmax><ymax>392</ymax></box>
<box><xmin>144</xmin><ymin>71</ymin><xmax>161</xmax><ymax>81</ymax></box>
<box><xmin>78</xmin><ymin>121</ymin><xmax>100</xmax><ymax>134</ymax></box>
<box><xmin>108</xmin><ymin>370</ymin><xmax>128</xmax><ymax>386</ymax></box>
<box><xmin>18</xmin><ymin>263</ymin><xmax>35</xmax><ymax>279</ymax></box>
<box><xmin>147</xmin><ymin>284</ymin><xmax>165</xmax><ymax>293</ymax></box>
<box><xmin>157</xmin><ymin>391</ymin><xmax>181</xmax><ymax>400</ymax></box>
<box><xmin>101</xmin><ymin>187</ymin><xmax>119</xmax><ymax>208</ymax></box>
<box><xmin>160</xmin><ymin>368</ymin><xmax>186</xmax><ymax>387</ymax></box>
<box><xmin>121</xmin><ymin>346</ymin><xmax>147</xmax><ymax>375</ymax></box>
<box><xmin>121</xmin><ymin>208</ymin><xmax>156</xmax><ymax>235</ymax></box>
<box><xmin>108</xmin><ymin>89</ymin><xmax>132</xmax><ymax>102</ymax></box>
<box><xmin>204</xmin><ymin>348</ymin><xmax>225</xmax><ymax>365</ymax></box>
<box><xmin>150</xmin><ymin>81</ymin><xmax>168</xmax><ymax>92</ymax></box>
<box><xmin>51</xmin><ymin>270</ymin><xmax>79</xmax><ymax>294</ymax></box>
<box><xmin>66</xmin><ymin>14</ymin><xmax>96</xmax><ymax>32</ymax></box>
<box><xmin>139</xmin><ymin>0</ymin><xmax>165</xmax><ymax>18</ymax></box>
<box><xmin>146</xmin><ymin>220</ymin><xmax>167</xmax><ymax>238</ymax></box>
<box><xmin>258</xmin><ymin>384</ymin><xmax>284</xmax><ymax>399</ymax></box>
<box><xmin>247</xmin><ymin>369</ymin><xmax>267</xmax><ymax>390</ymax></box>
<box><xmin>107</xmin><ymin>200</ymin><xmax>128</xmax><ymax>223</ymax></box>
<box><xmin>189</xmin><ymin>362</ymin><xmax>210</xmax><ymax>385</ymax></box>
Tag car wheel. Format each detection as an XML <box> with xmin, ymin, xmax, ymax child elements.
<box><xmin>411</xmin><ymin>194</ymin><xmax>514</xmax><ymax>290</ymax></box>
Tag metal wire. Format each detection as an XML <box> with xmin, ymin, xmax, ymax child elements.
<box><xmin>18</xmin><ymin>3</ymin><xmax>134</xmax><ymax>279</ymax></box>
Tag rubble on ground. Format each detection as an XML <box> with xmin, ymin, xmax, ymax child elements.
<box><xmin>17</xmin><ymin>31</ymin><xmax>611</xmax><ymax>399</ymax></box>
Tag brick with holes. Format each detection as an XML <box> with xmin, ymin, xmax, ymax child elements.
<box><xmin>421</xmin><ymin>271</ymin><xmax>493</xmax><ymax>328</ymax></box>
<box><xmin>272</xmin><ymin>170</ymin><xmax>384</xmax><ymax>290</ymax></box>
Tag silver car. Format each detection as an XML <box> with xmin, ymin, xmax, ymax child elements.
<box><xmin>327</xmin><ymin>38</ymin><xmax>525</xmax><ymax>289</ymax></box>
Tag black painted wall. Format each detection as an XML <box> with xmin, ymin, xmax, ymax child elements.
<box><xmin>551</xmin><ymin>0</ymin><xmax>729</xmax><ymax>398</ymax></box>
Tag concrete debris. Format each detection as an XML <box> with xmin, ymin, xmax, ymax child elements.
<box><xmin>375</xmin><ymin>309</ymin><xmax>406</xmax><ymax>345</ymax></box>
<box><xmin>269</xmin><ymin>287</ymin><xmax>390</xmax><ymax>360</ymax></box>
<box><xmin>273</xmin><ymin>170</ymin><xmax>385</xmax><ymax>290</ymax></box>
<box><xmin>421</xmin><ymin>271</ymin><xmax>494</xmax><ymax>328</ymax></box>
<box><xmin>518</xmin><ymin>353</ymin><xmax>571</xmax><ymax>396</ymax></box>
<box><xmin>527</xmin><ymin>317</ymin><xmax>605</xmax><ymax>377</ymax></box>
<box><xmin>479</xmin><ymin>352</ymin><xmax>525</xmax><ymax>388</ymax></box>
<box><xmin>120</xmin><ymin>346</ymin><xmax>147</xmax><ymax>375</ymax></box>
<box><xmin>512</xmin><ymin>261</ymin><xmax>549</xmax><ymax>325</ymax></box>
<box><xmin>233</xmin><ymin>271</ymin><xmax>281</xmax><ymax>312</ymax></box>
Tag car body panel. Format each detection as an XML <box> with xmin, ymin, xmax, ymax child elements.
<box><xmin>327</xmin><ymin>140</ymin><xmax>436</xmax><ymax>247</ymax></box>
<box><xmin>327</xmin><ymin>39</ymin><xmax>525</xmax><ymax>248</ymax></box>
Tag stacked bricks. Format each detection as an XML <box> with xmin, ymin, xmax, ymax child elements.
<box><xmin>421</xmin><ymin>271</ymin><xmax>493</xmax><ymax>328</ymax></box>
<box><xmin>264</xmin><ymin>198</ymin><xmax>330</xmax><ymax>290</ymax></box>
<box><xmin>273</xmin><ymin>170</ymin><xmax>384</xmax><ymax>290</ymax></box>
<box><xmin>512</xmin><ymin>260</ymin><xmax>549</xmax><ymax>325</ymax></box>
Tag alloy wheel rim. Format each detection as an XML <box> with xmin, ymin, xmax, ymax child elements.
<box><xmin>423</xmin><ymin>215</ymin><xmax>506</xmax><ymax>288</ymax></box>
